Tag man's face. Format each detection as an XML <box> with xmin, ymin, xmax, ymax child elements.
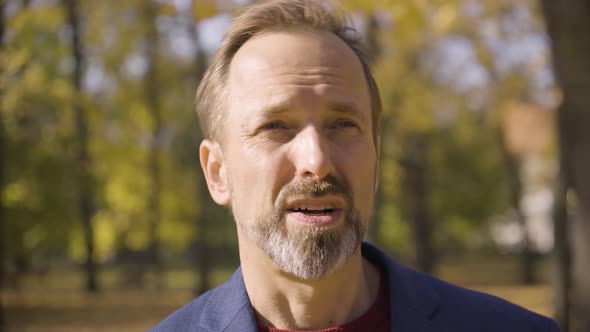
<box><xmin>218</xmin><ymin>29</ymin><xmax>378</xmax><ymax>280</ymax></box>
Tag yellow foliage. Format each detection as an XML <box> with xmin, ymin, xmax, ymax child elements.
<box><xmin>5</xmin><ymin>49</ymin><xmax>31</xmax><ymax>74</ymax></box>
<box><xmin>68</xmin><ymin>226</ymin><xmax>85</xmax><ymax>262</ymax></box>
<box><xmin>433</xmin><ymin>4</ymin><xmax>457</xmax><ymax>32</ymax></box>
<box><xmin>126</xmin><ymin>229</ymin><xmax>150</xmax><ymax>251</ymax></box>
<box><xmin>1</xmin><ymin>91</ymin><xmax>20</xmax><ymax>116</ymax></box>
<box><xmin>3</xmin><ymin>182</ymin><xmax>28</xmax><ymax>206</ymax></box>
<box><xmin>397</xmin><ymin>90</ymin><xmax>435</xmax><ymax>133</ymax></box>
<box><xmin>23</xmin><ymin>64</ymin><xmax>47</xmax><ymax>94</ymax></box>
<box><xmin>378</xmin><ymin>204</ymin><xmax>410</xmax><ymax>253</ymax></box>
<box><xmin>51</xmin><ymin>79</ymin><xmax>73</xmax><ymax>101</ymax></box>
<box><xmin>24</xmin><ymin>225</ymin><xmax>45</xmax><ymax>251</ymax></box>
<box><xmin>192</xmin><ymin>0</ymin><xmax>218</xmax><ymax>21</ymax></box>
<box><xmin>93</xmin><ymin>213</ymin><xmax>117</xmax><ymax>262</ymax></box>
<box><xmin>129</xmin><ymin>101</ymin><xmax>152</xmax><ymax>130</ymax></box>
<box><xmin>159</xmin><ymin>3</ymin><xmax>177</xmax><ymax>17</ymax></box>
<box><xmin>343</xmin><ymin>0</ymin><xmax>401</xmax><ymax>12</ymax></box>
<box><xmin>448</xmin><ymin>216</ymin><xmax>473</xmax><ymax>243</ymax></box>
<box><xmin>161</xmin><ymin>220</ymin><xmax>194</xmax><ymax>252</ymax></box>
<box><xmin>3</xmin><ymin>181</ymin><xmax>41</xmax><ymax>209</ymax></box>
<box><xmin>11</xmin><ymin>5</ymin><xmax>64</xmax><ymax>32</ymax></box>
<box><xmin>104</xmin><ymin>171</ymin><xmax>148</xmax><ymax>214</ymax></box>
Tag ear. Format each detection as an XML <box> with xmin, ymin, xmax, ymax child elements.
<box><xmin>200</xmin><ymin>139</ymin><xmax>231</xmax><ymax>205</ymax></box>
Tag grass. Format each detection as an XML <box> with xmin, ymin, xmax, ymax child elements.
<box><xmin>3</xmin><ymin>257</ymin><xmax>556</xmax><ymax>331</ymax></box>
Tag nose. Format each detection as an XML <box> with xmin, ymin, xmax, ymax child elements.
<box><xmin>290</xmin><ymin>125</ymin><xmax>335</xmax><ymax>179</ymax></box>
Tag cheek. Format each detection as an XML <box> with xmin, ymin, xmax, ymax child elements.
<box><xmin>228</xmin><ymin>147</ymin><xmax>290</xmax><ymax>214</ymax></box>
<box><xmin>334</xmin><ymin>139</ymin><xmax>376</xmax><ymax>173</ymax></box>
<box><xmin>336</xmin><ymin>143</ymin><xmax>377</xmax><ymax>211</ymax></box>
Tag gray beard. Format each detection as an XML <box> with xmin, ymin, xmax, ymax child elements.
<box><xmin>236</xmin><ymin>176</ymin><xmax>366</xmax><ymax>280</ymax></box>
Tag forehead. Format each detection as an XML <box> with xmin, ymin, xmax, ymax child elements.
<box><xmin>230</xmin><ymin>29</ymin><xmax>364</xmax><ymax>76</ymax></box>
<box><xmin>226</xmin><ymin>29</ymin><xmax>370</xmax><ymax>112</ymax></box>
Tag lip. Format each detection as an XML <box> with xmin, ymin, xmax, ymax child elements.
<box><xmin>285</xmin><ymin>195</ymin><xmax>346</xmax><ymax>211</ymax></box>
<box><xmin>284</xmin><ymin>195</ymin><xmax>345</xmax><ymax>226</ymax></box>
<box><xmin>286</xmin><ymin>209</ymin><xmax>342</xmax><ymax>226</ymax></box>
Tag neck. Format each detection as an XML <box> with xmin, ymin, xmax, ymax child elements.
<box><xmin>238</xmin><ymin>230</ymin><xmax>380</xmax><ymax>330</ymax></box>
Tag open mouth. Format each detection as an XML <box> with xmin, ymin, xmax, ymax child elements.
<box><xmin>284</xmin><ymin>199</ymin><xmax>343</xmax><ymax>226</ymax></box>
<box><xmin>288</xmin><ymin>207</ymin><xmax>336</xmax><ymax>215</ymax></box>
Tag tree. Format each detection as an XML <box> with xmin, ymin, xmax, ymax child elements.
<box><xmin>497</xmin><ymin>120</ymin><xmax>534</xmax><ymax>284</ymax></box>
<box><xmin>62</xmin><ymin>0</ymin><xmax>98</xmax><ymax>292</ymax></box>
<box><xmin>3</xmin><ymin>0</ymin><xmax>85</xmax><ymax>286</ymax></box>
<box><xmin>142</xmin><ymin>0</ymin><xmax>163</xmax><ymax>280</ymax></box>
<box><xmin>379</xmin><ymin>2</ymin><xmax>440</xmax><ymax>273</ymax></box>
<box><xmin>0</xmin><ymin>0</ymin><xmax>6</xmax><ymax>328</ymax></box>
<box><xmin>541</xmin><ymin>0</ymin><xmax>590</xmax><ymax>331</ymax></box>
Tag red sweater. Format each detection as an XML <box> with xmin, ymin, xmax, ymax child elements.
<box><xmin>258</xmin><ymin>272</ymin><xmax>390</xmax><ymax>332</ymax></box>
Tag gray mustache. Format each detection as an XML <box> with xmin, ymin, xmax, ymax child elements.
<box><xmin>276</xmin><ymin>175</ymin><xmax>352</xmax><ymax>209</ymax></box>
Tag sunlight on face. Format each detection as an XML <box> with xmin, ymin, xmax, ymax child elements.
<box><xmin>223</xmin><ymin>29</ymin><xmax>378</xmax><ymax>279</ymax></box>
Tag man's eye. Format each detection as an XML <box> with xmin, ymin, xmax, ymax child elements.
<box><xmin>261</xmin><ymin>121</ymin><xmax>288</xmax><ymax>130</ymax></box>
<box><xmin>332</xmin><ymin>119</ymin><xmax>358</xmax><ymax>129</ymax></box>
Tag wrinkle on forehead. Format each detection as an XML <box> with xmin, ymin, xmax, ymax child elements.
<box><xmin>256</xmin><ymin>71</ymin><xmax>349</xmax><ymax>89</ymax></box>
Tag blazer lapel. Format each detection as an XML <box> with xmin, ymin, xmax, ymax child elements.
<box><xmin>362</xmin><ymin>243</ymin><xmax>441</xmax><ymax>332</ymax></box>
<box><xmin>197</xmin><ymin>268</ymin><xmax>259</xmax><ymax>332</ymax></box>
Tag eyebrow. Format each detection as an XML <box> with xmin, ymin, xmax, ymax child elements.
<box><xmin>330</xmin><ymin>102</ymin><xmax>364</xmax><ymax>118</ymax></box>
<box><xmin>259</xmin><ymin>105</ymin><xmax>290</xmax><ymax>117</ymax></box>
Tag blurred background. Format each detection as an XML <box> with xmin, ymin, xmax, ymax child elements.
<box><xmin>1</xmin><ymin>0</ymin><xmax>589</xmax><ymax>331</ymax></box>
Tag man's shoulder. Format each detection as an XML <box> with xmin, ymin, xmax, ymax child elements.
<box><xmin>148</xmin><ymin>267</ymin><xmax>256</xmax><ymax>332</ymax></box>
<box><xmin>424</xmin><ymin>272</ymin><xmax>559</xmax><ymax>331</ymax></box>
<box><xmin>363</xmin><ymin>242</ymin><xmax>559</xmax><ymax>331</ymax></box>
<box><xmin>147</xmin><ymin>287</ymin><xmax>214</xmax><ymax>332</ymax></box>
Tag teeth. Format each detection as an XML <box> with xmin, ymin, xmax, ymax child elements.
<box><xmin>294</xmin><ymin>204</ymin><xmax>334</xmax><ymax>211</ymax></box>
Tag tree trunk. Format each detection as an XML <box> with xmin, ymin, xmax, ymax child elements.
<box><xmin>142</xmin><ymin>1</ymin><xmax>163</xmax><ymax>284</ymax></box>
<box><xmin>552</xmin><ymin>181</ymin><xmax>571</xmax><ymax>332</ymax></box>
<box><xmin>63</xmin><ymin>0</ymin><xmax>98</xmax><ymax>292</ymax></box>
<box><xmin>401</xmin><ymin>134</ymin><xmax>434</xmax><ymax>274</ymax></box>
<box><xmin>1</xmin><ymin>2</ymin><xmax>7</xmax><ymax>331</ymax></box>
<box><xmin>552</xmin><ymin>90</ymin><xmax>572</xmax><ymax>332</ymax></box>
<box><xmin>540</xmin><ymin>0</ymin><xmax>590</xmax><ymax>331</ymax></box>
<box><xmin>497</xmin><ymin>129</ymin><xmax>535</xmax><ymax>284</ymax></box>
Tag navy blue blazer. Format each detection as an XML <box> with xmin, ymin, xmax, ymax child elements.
<box><xmin>149</xmin><ymin>242</ymin><xmax>559</xmax><ymax>331</ymax></box>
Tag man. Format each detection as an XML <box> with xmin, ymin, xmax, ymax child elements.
<box><xmin>150</xmin><ymin>1</ymin><xmax>559</xmax><ymax>331</ymax></box>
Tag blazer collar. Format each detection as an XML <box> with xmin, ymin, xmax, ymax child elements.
<box><xmin>198</xmin><ymin>243</ymin><xmax>441</xmax><ymax>332</ymax></box>
<box><xmin>198</xmin><ymin>267</ymin><xmax>258</xmax><ymax>332</ymax></box>
<box><xmin>361</xmin><ymin>242</ymin><xmax>441</xmax><ymax>331</ymax></box>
